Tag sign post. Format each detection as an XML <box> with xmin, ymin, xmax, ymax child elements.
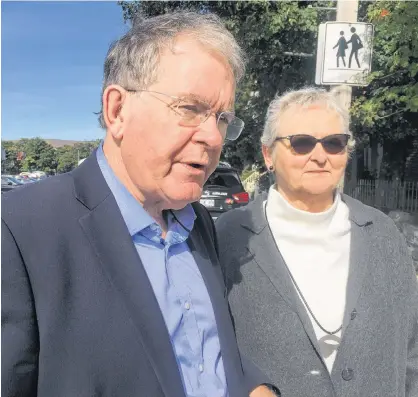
<box><xmin>315</xmin><ymin>0</ymin><xmax>375</xmax><ymax>191</ymax></box>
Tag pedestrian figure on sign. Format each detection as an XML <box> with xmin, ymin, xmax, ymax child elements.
<box><xmin>347</xmin><ymin>27</ymin><xmax>363</xmax><ymax>68</ymax></box>
<box><xmin>333</xmin><ymin>31</ymin><xmax>348</xmax><ymax>68</ymax></box>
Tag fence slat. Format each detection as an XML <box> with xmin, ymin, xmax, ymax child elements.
<box><xmin>347</xmin><ymin>179</ymin><xmax>418</xmax><ymax>213</ymax></box>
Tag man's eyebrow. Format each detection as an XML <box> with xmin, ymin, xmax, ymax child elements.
<box><xmin>177</xmin><ymin>92</ymin><xmax>234</xmax><ymax>112</ymax></box>
<box><xmin>177</xmin><ymin>92</ymin><xmax>212</xmax><ymax>104</ymax></box>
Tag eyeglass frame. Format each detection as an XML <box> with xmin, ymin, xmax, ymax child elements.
<box><xmin>123</xmin><ymin>88</ymin><xmax>244</xmax><ymax>141</ymax></box>
<box><xmin>274</xmin><ymin>133</ymin><xmax>351</xmax><ymax>155</ymax></box>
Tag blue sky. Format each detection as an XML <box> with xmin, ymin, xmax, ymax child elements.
<box><xmin>2</xmin><ymin>1</ymin><xmax>129</xmax><ymax>141</ymax></box>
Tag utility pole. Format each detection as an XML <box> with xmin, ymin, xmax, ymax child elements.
<box><xmin>331</xmin><ymin>0</ymin><xmax>359</xmax><ymax>192</ymax></box>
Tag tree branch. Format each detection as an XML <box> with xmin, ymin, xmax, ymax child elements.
<box><xmin>374</xmin><ymin>70</ymin><xmax>406</xmax><ymax>80</ymax></box>
<box><xmin>376</xmin><ymin>109</ymin><xmax>405</xmax><ymax>119</ymax></box>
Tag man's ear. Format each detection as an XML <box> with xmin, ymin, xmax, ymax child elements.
<box><xmin>102</xmin><ymin>85</ymin><xmax>127</xmax><ymax>139</ymax></box>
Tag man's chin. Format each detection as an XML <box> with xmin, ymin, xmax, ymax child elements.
<box><xmin>164</xmin><ymin>184</ymin><xmax>203</xmax><ymax>209</ymax></box>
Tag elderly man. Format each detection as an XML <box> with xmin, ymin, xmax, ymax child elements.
<box><xmin>2</xmin><ymin>11</ymin><xmax>277</xmax><ymax>397</ymax></box>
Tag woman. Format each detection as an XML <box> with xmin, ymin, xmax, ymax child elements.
<box><xmin>216</xmin><ymin>88</ymin><xmax>418</xmax><ymax>397</ymax></box>
<box><xmin>333</xmin><ymin>30</ymin><xmax>347</xmax><ymax>68</ymax></box>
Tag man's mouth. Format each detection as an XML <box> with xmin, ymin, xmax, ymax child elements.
<box><xmin>188</xmin><ymin>163</ymin><xmax>204</xmax><ymax>170</ymax></box>
<box><xmin>182</xmin><ymin>161</ymin><xmax>207</xmax><ymax>171</ymax></box>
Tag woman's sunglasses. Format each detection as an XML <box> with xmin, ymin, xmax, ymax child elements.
<box><xmin>274</xmin><ymin>134</ymin><xmax>351</xmax><ymax>155</ymax></box>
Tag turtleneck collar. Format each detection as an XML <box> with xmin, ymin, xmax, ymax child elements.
<box><xmin>265</xmin><ymin>185</ymin><xmax>340</xmax><ymax>231</ymax></box>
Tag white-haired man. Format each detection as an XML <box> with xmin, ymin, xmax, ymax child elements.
<box><xmin>2</xmin><ymin>11</ymin><xmax>278</xmax><ymax>397</ymax></box>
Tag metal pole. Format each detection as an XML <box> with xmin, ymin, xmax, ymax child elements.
<box><xmin>331</xmin><ymin>0</ymin><xmax>359</xmax><ymax>192</ymax></box>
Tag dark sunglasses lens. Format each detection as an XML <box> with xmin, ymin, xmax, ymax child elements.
<box><xmin>290</xmin><ymin>135</ymin><xmax>317</xmax><ymax>154</ymax></box>
<box><xmin>322</xmin><ymin>135</ymin><xmax>349</xmax><ymax>154</ymax></box>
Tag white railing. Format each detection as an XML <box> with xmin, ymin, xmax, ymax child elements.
<box><xmin>242</xmin><ymin>171</ymin><xmax>260</xmax><ymax>193</ymax></box>
<box><xmin>346</xmin><ymin>179</ymin><xmax>418</xmax><ymax>213</ymax></box>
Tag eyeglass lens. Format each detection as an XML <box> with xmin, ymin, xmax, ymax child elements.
<box><xmin>289</xmin><ymin>134</ymin><xmax>350</xmax><ymax>155</ymax></box>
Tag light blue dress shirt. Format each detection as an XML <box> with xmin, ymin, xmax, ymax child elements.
<box><xmin>97</xmin><ymin>145</ymin><xmax>228</xmax><ymax>397</ymax></box>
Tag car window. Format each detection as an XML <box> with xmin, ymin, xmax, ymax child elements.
<box><xmin>204</xmin><ymin>171</ymin><xmax>241</xmax><ymax>188</ymax></box>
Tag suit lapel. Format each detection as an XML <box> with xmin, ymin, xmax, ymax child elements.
<box><xmin>74</xmin><ymin>153</ymin><xmax>185</xmax><ymax>397</ymax></box>
<box><xmin>188</xmin><ymin>224</ymin><xmax>246</xmax><ymax>397</ymax></box>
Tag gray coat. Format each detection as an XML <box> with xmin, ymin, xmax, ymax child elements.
<box><xmin>216</xmin><ymin>193</ymin><xmax>418</xmax><ymax>397</ymax></box>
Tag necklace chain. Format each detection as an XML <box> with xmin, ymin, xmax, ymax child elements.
<box><xmin>265</xmin><ymin>204</ymin><xmax>343</xmax><ymax>336</ymax></box>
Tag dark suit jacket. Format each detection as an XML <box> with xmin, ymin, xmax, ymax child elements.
<box><xmin>2</xmin><ymin>152</ymin><xmax>267</xmax><ymax>397</ymax></box>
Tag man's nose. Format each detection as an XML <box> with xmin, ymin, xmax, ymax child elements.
<box><xmin>193</xmin><ymin>115</ymin><xmax>224</xmax><ymax>148</ymax></box>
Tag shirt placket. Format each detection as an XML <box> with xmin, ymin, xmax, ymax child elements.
<box><xmin>165</xmin><ymin>236</ymin><xmax>205</xmax><ymax>392</ymax></box>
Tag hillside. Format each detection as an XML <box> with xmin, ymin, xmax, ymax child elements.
<box><xmin>3</xmin><ymin>139</ymin><xmax>98</xmax><ymax>148</ymax></box>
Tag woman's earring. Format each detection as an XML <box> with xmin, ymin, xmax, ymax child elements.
<box><xmin>268</xmin><ymin>165</ymin><xmax>274</xmax><ymax>172</ymax></box>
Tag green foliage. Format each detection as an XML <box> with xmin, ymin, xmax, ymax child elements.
<box><xmin>17</xmin><ymin>138</ymin><xmax>57</xmax><ymax>174</ymax></box>
<box><xmin>1</xmin><ymin>138</ymin><xmax>101</xmax><ymax>175</ymax></box>
<box><xmin>352</xmin><ymin>1</ymin><xmax>418</xmax><ymax>139</ymax></box>
<box><xmin>56</xmin><ymin>140</ymin><xmax>100</xmax><ymax>173</ymax></box>
<box><xmin>349</xmin><ymin>1</ymin><xmax>418</xmax><ymax>180</ymax></box>
<box><xmin>118</xmin><ymin>0</ymin><xmax>323</xmax><ymax>170</ymax></box>
<box><xmin>119</xmin><ymin>0</ymin><xmax>417</xmax><ymax>177</ymax></box>
<box><xmin>56</xmin><ymin>145</ymin><xmax>77</xmax><ymax>174</ymax></box>
<box><xmin>2</xmin><ymin>141</ymin><xmax>22</xmax><ymax>175</ymax></box>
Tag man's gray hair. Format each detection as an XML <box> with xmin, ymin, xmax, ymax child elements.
<box><xmin>97</xmin><ymin>11</ymin><xmax>246</xmax><ymax>128</ymax></box>
<box><xmin>261</xmin><ymin>87</ymin><xmax>355</xmax><ymax>152</ymax></box>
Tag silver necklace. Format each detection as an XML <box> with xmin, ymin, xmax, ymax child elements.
<box><xmin>264</xmin><ymin>204</ymin><xmax>343</xmax><ymax>336</ymax></box>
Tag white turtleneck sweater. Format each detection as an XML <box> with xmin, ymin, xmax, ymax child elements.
<box><xmin>265</xmin><ymin>186</ymin><xmax>352</xmax><ymax>372</ymax></box>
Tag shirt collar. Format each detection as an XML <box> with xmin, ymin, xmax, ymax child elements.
<box><xmin>96</xmin><ymin>142</ymin><xmax>196</xmax><ymax>237</ymax></box>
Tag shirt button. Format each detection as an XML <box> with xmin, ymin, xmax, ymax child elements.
<box><xmin>198</xmin><ymin>364</ymin><xmax>204</xmax><ymax>373</ymax></box>
<box><xmin>350</xmin><ymin>309</ymin><xmax>357</xmax><ymax>320</ymax></box>
<box><xmin>342</xmin><ymin>368</ymin><xmax>354</xmax><ymax>381</ymax></box>
<box><xmin>184</xmin><ymin>302</ymin><xmax>191</xmax><ymax>310</ymax></box>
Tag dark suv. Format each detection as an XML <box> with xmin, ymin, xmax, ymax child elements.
<box><xmin>199</xmin><ymin>162</ymin><xmax>249</xmax><ymax>220</ymax></box>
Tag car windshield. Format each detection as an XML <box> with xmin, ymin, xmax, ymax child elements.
<box><xmin>6</xmin><ymin>176</ymin><xmax>22</xmax><ymax>184</ymax></box>
<box><xmin>204</xmin><ymin>170</ymin><xmax>241</xmax><ymax>188</ymax></box>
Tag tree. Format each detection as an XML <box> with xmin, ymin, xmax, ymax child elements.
<box><xmin>1</xmin><ymin>140</ymin><xmax>22</xmax><ymax>175</ymax></box>
<box><xmin>73</xmin><ymin>140</ymin><xmax>101</xmax><ymax>161</ymax></box>
<box><xmin>56</xmin><ymin>140</ymin><xmax>101</xmax><ymax>174</ymax></box>
<box><xmin>56</xmin><ymin>145</ymin><xmax>78</xmax><ymax>174</ymax></box>
<box><xmin>351</xmin><ymin>1</ymin><xmax>418</xmax><ymax>180</ymax></box>
<box><xmin>18</xmin><ymin>138</ymin><xmax>58</xmax><ymax>174</ymax></box>
<box><xmin>119</xmin><ymin>0</ymin><xmax>324</xmax><ymax>170</ymax></box>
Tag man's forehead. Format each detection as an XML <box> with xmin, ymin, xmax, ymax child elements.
<box><xmin>157</xmin><ymin>37</ymin><xmax>236</xmax><ymax>110</ymax></box>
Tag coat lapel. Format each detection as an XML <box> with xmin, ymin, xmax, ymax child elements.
<box><xmin>188</xmin><ymin>222</ymin><xmax>247</xmax><ymax>397</ymax></box>
<box><xmin>340</xmin><ymin>195</ymin><xmax>374</xmax><ymax>335</ymax></box>
<box><xmin>242</xmin><ymin>194</ymin><xmax>324</xmax><ymax>361</ymax></box>
<box><xmin>73</xmin><ymin>153</ymin><xmax>185</xmax><ymax>397</ymax></box>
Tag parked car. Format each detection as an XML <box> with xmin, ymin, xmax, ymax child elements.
<box><xmin>15</xmin><ymin>175</ymin><xmax>36</xmax><ymax>184</ymax></box>
<box><xmin>30</xmin><ymin>170</ymin><xmax>47</xmax><ymax>180</ymax></box>
<box><xmin>1</xmin><ymin>176</ymin><xmax>19</xmax><ymax>193</ymax></box>
<box><xmin>199</xmin><ymin>163</ymin><xmax>249</xmax><ymax>220</ymax></box>
<box><xmin>2</xmin><ymin>175</ymin><xmax>25</xmax><ymax>186</ymax></box>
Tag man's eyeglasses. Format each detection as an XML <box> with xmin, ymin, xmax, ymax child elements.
<box><xmin>125</xmin><ymin>89</ymin><xmax>244</xmax><ymax>141</ymax></box>
<box><xmin>275</xmin><ymin>134</ymin><xmax>351</xmax><ymax>155</ymax></box>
